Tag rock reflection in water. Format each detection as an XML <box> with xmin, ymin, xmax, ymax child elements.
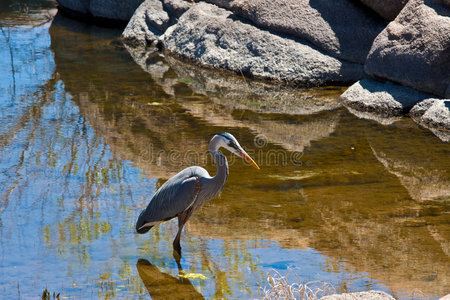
<box><xmin>126</xmin><ymin>43</ymin><xmax>345</xmax><ymax>115</ymax></box>
<box><xmin>372</xmin><ymin>147</ymin><xmax>450</xmax><ymax>201</ymax></box>
<box><xmin>125</xmin><ymin>42</ymin><xmax>344</xmax><ymax>162</ymax></box>
<box><xmin>368</xmin><ymin>121</ymin><xmax>450</xmax><ymax>202</ymax></box>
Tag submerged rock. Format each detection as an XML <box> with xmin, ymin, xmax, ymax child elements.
<box><xmin>205</xmin><ymin>0</ymin><xmax>385</xmax><ymax>64</ymax></box>
<box><xmin>365</xmin><ymin>0</ymin><xmax>450</xmax><ymax>98</ymax></box>
<box><xmin>340</xmin><ymin>79</ymin><xmax>432</xmax><ymax>123</ymax></box>
<box><xmin>161</xmin><ymin>2</ymin><xmax>364</xmax><ymax>86</ymax></box>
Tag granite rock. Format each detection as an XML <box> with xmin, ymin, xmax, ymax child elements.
<box><xmin>365</xmin><ymin>0</ymin><xmax>450</xmax><ymax>98</ymax></box>
<box><xmin>161</xmin><ymin>2</ymin><xmax>364</xmax><ymax>86</ymax></box>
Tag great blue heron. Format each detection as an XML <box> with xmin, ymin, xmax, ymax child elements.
<box><xmin>136</xmin><ymin>133</ymin><xmax>259</xmax><ymax>255</ymax></box>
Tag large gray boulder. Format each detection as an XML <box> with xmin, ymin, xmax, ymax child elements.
<box><xmin>365</xmin><ymin>0</ymin><xmax>450</xmax><ymax>98</ymax></box>
<box><xmin>57</xmin><ymin>0</ymin><xmax>144</xmax><ymax>21</ymax></box>
<box><xmin>205</xmin><ymin>0</ymin><xmax>386</xmax><ymax>64</ymax></box>
<box><xmin>161</xmin><ymin>2</ymin><xmax>364</xmax><ymax>86</ymax></box>
<box><xmin>340</xmin><ymin>79</ymin><xmax>432</xmax><ymax>123</ymax></box>
<box><xmin>359</xmin><ymin>0</ymin><xmax>408</xmax><ymax>20</ymax></box>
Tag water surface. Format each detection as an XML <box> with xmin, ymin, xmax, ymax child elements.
<box><xmin>0</xmin><ymin>2</ymin><xmax>449</xmax><ymax>299</ymax></box>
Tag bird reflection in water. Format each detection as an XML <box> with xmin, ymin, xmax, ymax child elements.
<box><xmin>136</xmin><ymin>259</ymin><xmax>204</xmax><ymax>300</ymax></box>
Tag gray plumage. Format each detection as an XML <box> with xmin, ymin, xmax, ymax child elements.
<box><xmin>135</xmin><ymin>133</ymin><xmax>259</xmax><ymax>255</ymax></box>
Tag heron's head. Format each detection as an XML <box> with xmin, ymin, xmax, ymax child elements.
<box><xmin>213</xmin><ymin>133</ymin><xmax>260</xmax><ymax>169</ymax></box>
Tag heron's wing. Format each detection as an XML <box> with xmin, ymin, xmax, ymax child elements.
<box><xmin>136</xmin><ymin>168</ymin><xmax>203</xmax><ymax>231</ymax></box>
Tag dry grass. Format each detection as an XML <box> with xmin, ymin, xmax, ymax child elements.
<box><xmin>261</xmin><ymin>270</ymin><xmax>336</xmax><ymax>300</ymax></box>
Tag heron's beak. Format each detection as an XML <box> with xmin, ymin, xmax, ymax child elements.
<box><xmin>239</xmin><ymin>149</ymin><xmax>260</xmax><ymax>170</ymax></box>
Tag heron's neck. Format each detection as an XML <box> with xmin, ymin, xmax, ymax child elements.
<box><xmin>208</xmin><ymin>138</ymin><xmax>229</xmax><ymax>194</ymax></box>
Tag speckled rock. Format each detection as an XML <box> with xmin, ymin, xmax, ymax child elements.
<box><xmin>161</xmin><ymin>2</ymin><xmax>364</xmax><ymax>86</ymax></box>
<box><xmin>365</xmin><ymin>0</ymin><xmax>450</xmax><ymax>98</ymax></box>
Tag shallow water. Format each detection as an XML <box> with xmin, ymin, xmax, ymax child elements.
<box><xmin>0</xmin><ymin>2</ymin><xmax>449</xmax><ymax>299</ymax></box>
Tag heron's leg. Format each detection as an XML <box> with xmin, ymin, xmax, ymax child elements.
<box><xmin>173</xmin><ymin>219</ymin><xmax>184</xmax><ymax>255</ymax></box>
<box><xmin>173</xmin><ymin>208</ymin><xmax>194</xmax><ymax>255</ymax></box>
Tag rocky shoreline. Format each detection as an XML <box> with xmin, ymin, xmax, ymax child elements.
<box><xmin>57</xmin><ymin>0</ymin><xmax>449</xmax><ymax>141</ymax></box>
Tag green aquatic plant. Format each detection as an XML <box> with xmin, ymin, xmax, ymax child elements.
<box><xmin>41</xmin><ymin>288</ymin><xmax>60</xmax><ymax>300</ymax></box>
<box><xmin>177</xmin><ymin>271</ymin><xmax>209</xmax><ymax>280</ymax></box>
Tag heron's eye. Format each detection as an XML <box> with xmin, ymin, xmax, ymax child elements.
<box><xmin>228</xmin><ymin>141</ymin><xmax>238</xmax><ymax>149</ymax></box>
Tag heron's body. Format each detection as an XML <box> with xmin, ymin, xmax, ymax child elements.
<box><xmin>135</xmin><ymin>133</ymin><xmax>258</xmax><ymax>255</ymax></box>
<box><xmin>135</xmin><ymin>164</ymin><xmax>227</xmax><ymax>233</ymax></box>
